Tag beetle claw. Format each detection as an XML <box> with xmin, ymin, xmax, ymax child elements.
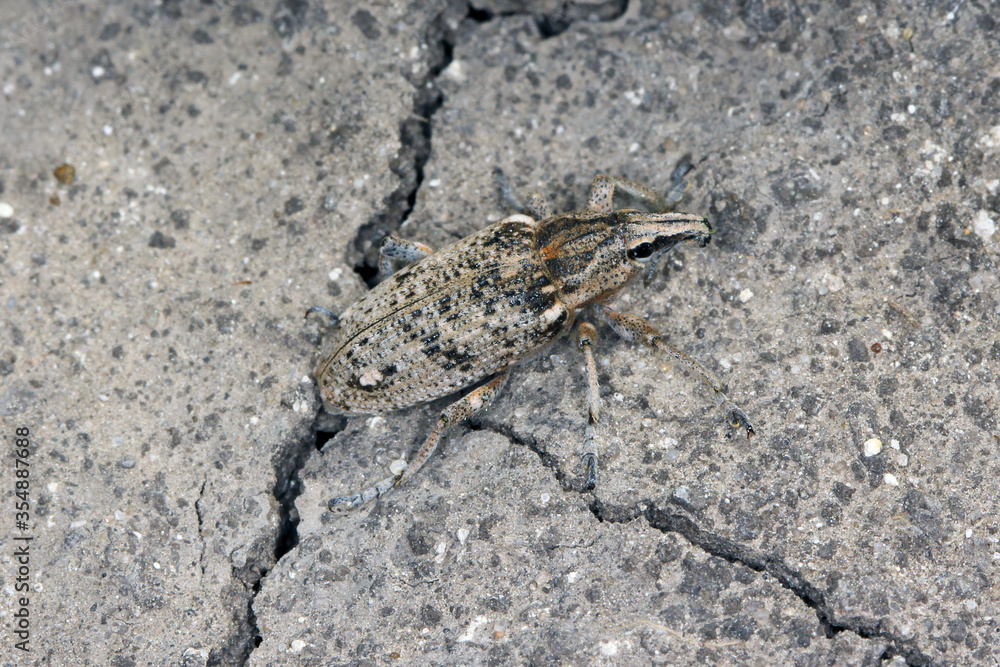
<box><xmin>728</xmin><ymin>408</ymin><xmax>755</xmax><ymax>440</ymax></box>
<box><xmin>328</xmin><ymin>494</ymin><xmax>362</xmax><ymax>513</ymax></box>
<box><xmin>305</xmin><ymin>306</ymin><xmax>339</xmax><ymax>325</ymax></box>
<box><xmin>582</xmin><ymin>453</ymin><xmax>598</xmax><ymax>491</ymax></box>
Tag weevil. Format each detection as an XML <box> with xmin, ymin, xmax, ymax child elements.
<box><xmin>311</xmin><ymin>171</ymin><xmax>754</xmax><ymax>511</ymax></box>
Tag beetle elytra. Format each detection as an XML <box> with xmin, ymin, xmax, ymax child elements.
<box><xmin>312</xmin><ymin>172</ymin><xmax>754</xmax><ymax>511</ymax></box>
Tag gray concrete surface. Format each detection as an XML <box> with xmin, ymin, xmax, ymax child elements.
<box><xmin>1</xmin><ymin>1</ymin><xmax>997</xmax><ymax>666</ymax></box>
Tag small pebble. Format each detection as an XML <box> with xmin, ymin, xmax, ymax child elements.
<box><xmin>863</xmin><ymin>437</ymin><xmax>882</xmax><ymax>457</ymax></box>
<box><xmin>0</xmin><ymin>202</ymin><xmax>13</xmax><ymax>218</ymax></box>
<box><xmin>883</xmin><ymin>473</ymin><xmax>899</xmax><ymax>487</ymax></box>
<box><xmin>973</xmin><ymin>210</ymin><xmax>996</xmax><ymax>242</ymax></box>
<box><xmin>53</xmin><ymin>163</ymin><xmax>76</xmax><ymax>184</ymax></box>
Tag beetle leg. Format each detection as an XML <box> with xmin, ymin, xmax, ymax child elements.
<box><xmin>596</xmin><ymin>305</ymin><xmax>755</xmax><ymax>439</ymax></box>
<box><xmin>663</xmin><ymin>159</ymin><xmax>694</xmax><ymax>210</ymax></box>
<box><xmin>304</xmin><ymin>305</ymin><xmax>339</xmax><ymax>325</ymax></box>
<box><xmin>575</xmin><ymin>321</ymin><xmax>600</xmax><ymax>490</ymax></box>
<box><xmin>588</xmin><ymin>175</ymin><xmax>673</xmax><ymax>213</ymax></box>
<box><xmin>493</xmin><ymin>166</ymin><xmax>523</xmax><ymax>212</ymax></box>
<box><xmin>524</xmin><ymin>192</ymin><xmax>553</xmax><ymax>221</ymax></box>
<box><xmin>492</xmin><ymin>168</ymin><xmax>552</xmax><ymax>221</ymax></box>
<box><xmin>329</xmin><ymin>371</ymin><xmax>511</xmax><ymax>512</ymax></box>
<box><xmin>378</xmin><ymin>235</ymin><xmax>434</xmax><ymax>280</ymax></box>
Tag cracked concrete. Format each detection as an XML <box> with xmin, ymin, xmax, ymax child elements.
<box><xmin>2</xmin><ymin>0</ymin><xmax>998</xmax><ymax>666</ymax></box>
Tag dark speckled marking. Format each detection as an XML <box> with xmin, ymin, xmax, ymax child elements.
<box><xmin>443</xmin><ymin>348</ymin><xmax>472</xmax><ymax>363</ymax></box>
<box><xmin>315</xmin><ymin>217</ymin><xmax>573</xmax><ymax>412</ymax></box>
<box><xmin>313</xmin><ymin>177</ymin><xmax>743</xmax><ymax>511</ymax></box>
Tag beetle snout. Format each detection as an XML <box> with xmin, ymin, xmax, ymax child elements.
<box><xmin>697</xmin><ymin>220</ymin><xmax>712</xmax><ymax>247</ymax></box>
<box><xmin>682</xmin><ymin>216</ymin><xmax>712</xmax><ymax>248</ymax></box>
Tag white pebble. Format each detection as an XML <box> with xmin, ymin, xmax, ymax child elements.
<box><xmin>388</xmin><ymin>458</ymin><xmax>407</xmax><ymax>476</ymax></box>
<box><xmin>0</xmin><ymin>202</ymin><xmax>13</xmax><ymax>218</ymax></box>
<box><xmin>973</xmin><ymin>210</ymin><xmax>996</xmax><ymax>242</ymax></box>
<box><xmin>883</xmin><ymin>473</ymin><xmax>899</xmax><ymax>487</ymax></box>
<box><xmin>863</xmin><ymin>438</ymin><xmax>882</xmax><ymax>457</ymax></box>
<box><xmin>738</xmin><ymin>288</ymin><xmax>754</xmax><ymax>303</ymax></box>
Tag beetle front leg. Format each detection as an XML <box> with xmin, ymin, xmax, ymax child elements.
<box><xmin>492</xmin><ymin>168</ymin><xmax>553</xmax><ymax>220</ymax></box>
<box><xmin>378</xmin><ymin>236</ymin><xmax>434</xmax><ymax>280</ymax></box>
<box><xmin>663</xmin><ymin>159</ymin><xmax>694</xmax><ymax>211</ymax></box>
<box><xmin>596</xmin><ymin>305</ymin><xmax>755</xmax><ymax>439</ymax></box>
<box><xmin>329</xmin><ymin>371</ymin><xmax>510</xmax><ymax>512</ymax></box>
<box><xmin>589</xmin><ymin>163</ymin><xmax>695</xmax><ymax>215</ymax></box>
<box><xmin>588</xmin><ymin>175</ymin><xmax>673</xmax><ymax>214</ymax></box>
<box><xmin>575</xmin><ymin>322</ymin><xmax>601</xmax><ymax>490</ymax></box>
<box><xmin>523</xmin><ymin>193</ymin><xmax>553</xmax><ymax>220</ymax></box>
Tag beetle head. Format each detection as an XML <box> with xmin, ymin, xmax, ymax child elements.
<box><xmin>535</xmin><ymin>209</ymin><xmax>714</xmax><ymax>308</ymax></box>
<box><xmin>617</xmin><ymin>210</ymin><xmax>713</xmax><ymax>286</ymax></box>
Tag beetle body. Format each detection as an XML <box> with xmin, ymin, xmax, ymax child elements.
<box><xmin>314</xmin><ymin>174</ymin><xmax>753</xmax><ymax>511</ymax></box>
<box><xmin>316</xmin><ymin>209</ymin><xmax>710</xmax><ymax>414</ymax></box>
<box><xmin>316</xmin><ymin>215</ymin><xmax>568</xmax><ymax>413</ymax></box>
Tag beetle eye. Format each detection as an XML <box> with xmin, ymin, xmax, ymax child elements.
<box><xmin>627</xmin><ymin>242</ymin><xmax>655</xmax><ymax>261</ymax></box>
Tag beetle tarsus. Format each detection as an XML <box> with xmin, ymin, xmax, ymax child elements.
<box><xmin>582</xmin><ymin>452</ymin><xmax>598</xmax><ymax>491</ymax></box>
<box><xmin>728</xmin><ymin>408</ymin><xmax>755</xmax><ymax>440</ymax></box>
<box><xmin>328</xmin><ymin>494</ymin><xmax>363</xmax><ymax>513</ymax></box>
<box><xmin>494</xmin><ymin>166</ymin><xmax>524</xmax><ymax>212</ymax></box>
<box><xmin>663</xmin><ymin>156</ymin><xmax>694</xmax><ymax>210</ymax></box>
<box><xmin>378</xmin><ymin>236</ymin><xmax>434</xmax><ymax>280</ymax></box>
<box><xmin>305</xmin><ymin>306</ymin><xmax>339</xmax><ymax>325</ymax></box>
<box><xmin>328</xmin><ymin>473</ymin><xmax>402</xmax><ymax>512</ymax></box>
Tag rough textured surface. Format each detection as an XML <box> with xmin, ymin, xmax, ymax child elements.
<box><xmin>2</xmin><ymin>1</ymin><xmax>997</xmax><ymax>666</ymax></box>
<box><xmin>1</xmin><ymin>0</ymin><xmax>455</xmax><ymax>663</ymax></box>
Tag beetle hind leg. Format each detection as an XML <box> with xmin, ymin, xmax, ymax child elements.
<box><xmin>576</xmin><ymin>322</ymin><xmax>601</xmax><ymax>490</ymax></box>
<box><xmin>378</xmin><ymin>236</ymin><xmax>434</xmax><ymax>280</ymax></box>
<box><xmin>329</xmin><ymin>371</ymin><xmax>511</xmax><ymax>512</ymax></box>
<box><xmin>596</xmin><ymin>305</ymin><xmax>755</xmax><ymax>439</ymax></box>
<box><xmin>493</xmin><ymin>167</ymin><xmax>553</xmax><ymax>220</ymax></box>
<box><xmin>524</xmin><ymin>192</ymin><xmax>553</xmax><ymax>220</ymax></box>
<box><xmin>304</xmin><ymin>306</ymin><xmax>339</xmax><ymax>325</ymax></box>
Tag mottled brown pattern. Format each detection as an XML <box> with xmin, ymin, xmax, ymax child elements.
<box><xmin>314</xmin><ymin>174</ymin><xmax>753</xmax><ymax>511</ymax></box>
<box><xmin>316</xmin><ymin>218</ymin><xmax>570</xmax><ymax>412</ymax></box>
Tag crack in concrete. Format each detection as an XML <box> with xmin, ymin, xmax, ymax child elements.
<box><xmin>238</xmin><ymin>2</ymin><xmax>941</xmax><ymax>665</ymax></box>
<box><xmin>237</xmin><ymin>4</ymin><xmax>474</xmax><ymax>666</ymax></box>
<box><xmin>630</xmin><ymin>501</ymin><xmax>937</xmax><ymax>667</ymax></box>
<box><xmin>491</xmin><ymin>445</ymin><xmax>944</xmax><ymax>658</ymax></box>
<box><xmin>194</xmin><ymin>477</ymin><xmax>208</xmax><ymax>577</ymax></box>
<box><xmin>471</xmin><ymin>415</ymin><xmax>580</xmax><ymax>492</ymax></box>
<box><xmin>349</xmin><ymin>4</ymin><xmax>463</xmax><ymax>286</ymax></box>
<box><xmin>475</xmin><ymin>415</ymin><xmax>935</xmax><ymax>666</ymax></box>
